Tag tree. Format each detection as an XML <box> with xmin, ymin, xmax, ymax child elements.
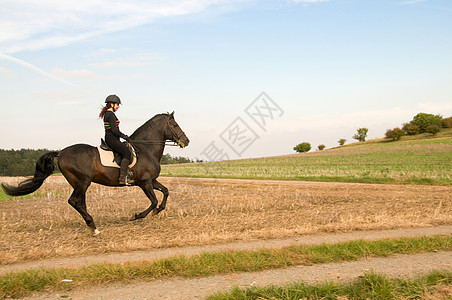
<box><xmin>0</xmin><ymin>148</ymin><xmax>57</xmax><ymax>176</ymax></box>
<box><xmin>426</xmin><ymin>125</ymin><xmax>441</xmax><ymax>135</ymax></box>
<box><xmin>442</xmin><ymin>116</ymin><xmax>452</xmax><ymax>128</ymax></box>
<box><xmin>317</xmin><ymin>144</ymin><xmax>326</xmax><ymax>151</ymax></box>
<box><xmin>385</xmin><ymin>127</ymin><xmax>405</xmax><ymax>141</ymax></box>
<box><xmin>160</xmin><ymin>153</ymin><xmax>195</xmax><ymax>164</ymax></box>
<box><xmin>338</xmin><ymin>139</ymin><xmax>346</xmax><ymax>146</ymax></box>
<box><xmin>293</xmin><ymin>142</ymin><xmax>311</xmax><ymax>153</ymax></box>
<box><xmin>402</xmin><ymin>123</ymin><xmax>420</xmax><ymax>135</ymax></box>
<box><xmin>353</xmin><ymin>128</ymin><xmax>368</xmax><ymax>142</ymax></box>
<box><xmin>411</xmin><ymin>113</ymin><xmax>443</xmax><ymax>133</ymax></box>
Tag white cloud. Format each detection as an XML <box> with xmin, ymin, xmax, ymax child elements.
<box><xmin>51</xmin><ymin>68</ymin><xmax>98</xmax><ymax>79</ymax></box>
<box><xmin>0</xmin><ymin>53</ymin><xmax>75</xmax><ymax>86</ymax></box>
<box><xmin>0</xmin><ymin>66</ymin><xmax>14</xmax><ymax>78</ymax></box>
<box><xmin>0</xmin><ymin>0</ymin><xmax>245</xmax><ymax>54</ymax></box>
<box><xmin>98</xmin><ymin>48</ymin><xmax>119</xmax><ymax>56</ymax></box>
<box><xmin>272</xmin><ymin>106</ymin><xmax>426</xmax><ymax>135</ymax></box>
<box><xmin>58</xmin><ymin>101</ymin><xmax>87</xmax><ymax>105</ymax></box>
<box><xmin>418</xmin><ymin>102</ymin><xmax>452</xmax><ymax>115</ymax></box>
<box><xmin>292</xmin><ymin>0</ymin><xmax>329</xmax><ymax>2</ymax></box>
<box><xmin>399</xmin><ymin>0</ymin><xmax>429</xmax><ymax>4</ymax></box>
<box><xmin>92</xmin><ymin>53</ymin><xmax>163</xmax><ymax>68</ymax></box>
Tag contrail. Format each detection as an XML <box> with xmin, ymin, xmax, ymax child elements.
<box><xmin>0</xmin><ymin>53</ymin><xmax>76</xmax><ymax>87</ymax></box>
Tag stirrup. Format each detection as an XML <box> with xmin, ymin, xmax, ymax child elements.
<box><xmin>119</xmin><ymin>175</ymin><xmax>134</xmax><ymax>186</ymax></box>
<box><xmin>125</xmin><ymin>176</ymin><xmax>134</xmax><ymax>185</ymax></box>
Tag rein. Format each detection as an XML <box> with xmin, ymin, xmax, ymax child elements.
<box><xmin>130</xmin><ymin>140</ymin><xmax>179</xmax><ymax>146</ymax></box>
<box><xmin>128</xmin><ymin>114</ymin><xmax>186</xmax><ymax>149</ymax></box>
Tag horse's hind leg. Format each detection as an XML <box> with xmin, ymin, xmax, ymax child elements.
<box><xmin>130</xmin><ymin>181</ymin><xmax>158</xmax><ymax>220</ymax></box>
<box><xmin>68</xmin><ymin>182</ymin><xmax>99</xmax><ymax>236</ymax></box>
<box><xmin>152</xmin><ymin>179</ymin><xmax>169</xmax><ymax>215</ymax></box>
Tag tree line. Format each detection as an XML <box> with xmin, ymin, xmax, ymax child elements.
<box><xmin>0</xmin><ymin>149</ymin><xmax>197</xmax><ymax>176</ymax></box>
<box><xmin>294</xmin><ymin>112</ymin><xmax>452</xmax><ymax>153</ymax></box>
<box><xmin>0</xmin><ymin>149</ymin><xmax>54</xmax><ymax>176</ymax></box>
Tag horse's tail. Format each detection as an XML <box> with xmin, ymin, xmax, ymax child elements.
<box><xmin>2</xmin><ymin>151</ymin><xmax>59</xmax><ymax>196</ymax></box>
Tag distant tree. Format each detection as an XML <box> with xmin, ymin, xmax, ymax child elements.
<box><xmin>353</xmin><ymin>128</ymin><xmax>368</xmax><ymax>142</ymax></box>
<box><xmin>294</xmin><ymin>142</ymin><xmax>311</xmax><ymax>153</ymax></box>
<box><xmin>160</xmin><ymin>153</ymin><xmax>172</xmax><ymax>164</ymax></box>
<box><xmin>402</xmin><ymin>123</ymin><xmax>420</xmax><ymax>135</ymax></box>
<box><xmin>160</xmin><ymin>153</ymin><xmax>195</xmax><ymax>164</ymax></box>
<box><xmin>411</xmin><ymin>113</ymin><xmax>443</xmax><ymax>133</ymax></box>
<box><xmin>426</xmin><ymin>125</ymin><xmax>441</xmax><ymax>136</ymax></box>
<box><xmin>385</xmin><ymin>127</ymin><xmax>405</xmax><ymax>141</ymax></box>
<box><xmin>0</xmin><ymin>149</ymin><xmax>57</xmax><ymax>176</ymax></box>
<box><xmin>442</xmin><ymin>116</ymin><xmax>452</xmax><ymax>128</ymax></box>
<box><xmin>338</xmin><ymin>139</ymin><xmax>347</xmax><ymax>146</ymax></box>
<box><xmin>317</xmin><ymin>144</ymin><xmax>326</xmax><ymax>151</ymax></box>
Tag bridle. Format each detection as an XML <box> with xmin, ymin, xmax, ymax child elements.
<box><xmin>130</xmin><ymin>115</ymin><xmax>186</xmax><ymax>147</ymax></box>
<box><xmin>165</xmin><ymin>117</ymin><xmax>187</xmax><ymax>148</ymax></box>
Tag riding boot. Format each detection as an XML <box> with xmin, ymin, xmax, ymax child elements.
<box><xmin>119</xmin><ymin>158</ymin><xmax>130</xmax><ymax>185</ymax></box>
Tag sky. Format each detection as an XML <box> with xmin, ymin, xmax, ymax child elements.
<box><xmin>1</xmin><ymin>0</ymin><xmax>451</xmax><ymax>161</ymax></box>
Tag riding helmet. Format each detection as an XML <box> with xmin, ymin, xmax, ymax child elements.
<box><xmin>105</xmin><ymin>94</ymin><xmax>121</xmax><ymax>104</ymax></box>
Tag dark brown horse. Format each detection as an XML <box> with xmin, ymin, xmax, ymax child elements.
<box><xmin>2</xmin><ymin>112</ymin><xmax>189</xmax><ymax>236</ymax></box>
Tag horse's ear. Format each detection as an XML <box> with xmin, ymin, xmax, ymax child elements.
<box><xmin>170</xmin><ymin>111</ymin><xmax>175</xmax><ymax>118</ymax></box>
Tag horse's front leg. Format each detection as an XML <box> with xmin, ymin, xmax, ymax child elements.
<box><xmin>152</xmin><ymin>179</ymin><xmax>169</xmax><ymax>215</ymax></box>
<box><xmin>130</xmin><ymin>181</ymin><xmax>158</xmax><ymax>220</ymax></box>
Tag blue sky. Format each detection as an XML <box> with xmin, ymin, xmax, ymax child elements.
<box><xmin>1</xmin><ymin>0</ymin><xmax>451</xmax><ymax>160</ymax></box>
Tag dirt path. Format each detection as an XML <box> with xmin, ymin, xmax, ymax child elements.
<box><xmin>22</xmin><ymin>251</ymin><xmax>452</xmax><ymax>300</ymax></box>
<box><xmin>6</xmin><ymin>225</ymin><xmax>452</xmax><ymax>300</ymax></box>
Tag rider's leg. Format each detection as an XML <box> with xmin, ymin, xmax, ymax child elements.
<box><xmin>119</xmin><ymin>158</ymin><xmax>131</xmax><ymax>185</ymax></box>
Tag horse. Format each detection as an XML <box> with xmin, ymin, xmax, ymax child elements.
<box><xmin>1</xmin><ymin>112</ymin><xmax>190</xmax><ymax>236</ymax></box>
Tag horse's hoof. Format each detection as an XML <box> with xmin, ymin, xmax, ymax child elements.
<box><xmin>92</xmin><ymin>229</ymin><xmax>100</xmax><ymax>236</ymax></box>
<box><xmin>129</xmin><ymin>214</ymin><xmax>137</xmax><ymax>221</ymax></box>
<box><xmin>152</xmin><ymin>208</ymin><xmax>159</xmax><ymax>215</ymax></box>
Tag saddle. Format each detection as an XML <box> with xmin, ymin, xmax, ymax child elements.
<box><xmin>97</xmin><ymin>139</ymin><xmax>137</xmax><ymax>169</ymax></box>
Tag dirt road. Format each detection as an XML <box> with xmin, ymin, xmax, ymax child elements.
<box><xmin>10</xmin><ymin>225</ymin><xmax>452</xmax><ymax>300</ymax></box>
<box><xmin>22</xmin><ymin>252</ymin><xmax>452</xmax><ymax>300</ymax></box>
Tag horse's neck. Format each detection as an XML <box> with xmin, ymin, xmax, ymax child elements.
<box><xmin>131</xmin><ymin>116</ymin><xmax>167</xmax><ymax>162</ymax></box>
<box><xmin>131</xmin><ymin>117</ymin><xmax>165</xmax><ymax>141</ymax></box>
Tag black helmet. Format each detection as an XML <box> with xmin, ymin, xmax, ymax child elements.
<box><xmin>105</xmin><ymin>94</ymin><xmax>121</xmax><ymax>104</ymax></box>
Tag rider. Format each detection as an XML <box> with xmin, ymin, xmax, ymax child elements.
<box><xmin>99</xmin><ymin>94</ymin><xmax>134</xmax><ymax>185</ymax></box>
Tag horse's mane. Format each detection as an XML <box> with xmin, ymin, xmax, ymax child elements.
<box><xmin>130</xmin><ymin>113</ymin><xmax>168</xmax><ymax>139</ymax></box>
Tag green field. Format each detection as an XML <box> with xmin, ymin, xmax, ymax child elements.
<box><xmin>161</xmin><ymin>132</ymin><xmax>452</xmax><ymax>185</ymax></box>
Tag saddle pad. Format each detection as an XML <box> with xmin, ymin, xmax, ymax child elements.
<box><xmin>97</xmin><ymin>146</ymin><xmax>137</xmax><ymax>169</ymax></box>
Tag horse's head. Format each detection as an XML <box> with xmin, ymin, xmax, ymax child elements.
<box><xmin>165</xmin><ymin>112</ymin><xmax>190</xmax><ymax>148</ymax></box>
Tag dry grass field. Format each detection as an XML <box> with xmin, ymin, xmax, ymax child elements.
<box><xmin>1</xmin><ymin>176</ymin><xmax>451</xmax><ymax>265</ymax></box>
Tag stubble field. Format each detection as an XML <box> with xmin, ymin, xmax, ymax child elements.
<box><xmin>1</xmin><ymin>176</ymin><xmax>451</xmax><ymax>265</ymax></box>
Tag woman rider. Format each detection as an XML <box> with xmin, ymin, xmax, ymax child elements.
<box><xmin>99</xmin><ymin>94</ymin><xmax>134</xmax><ymax>185</ymax></box>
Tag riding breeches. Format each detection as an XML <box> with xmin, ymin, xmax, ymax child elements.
<box><xmin>105</xmin><ymin>134</ymin><xmax>132</xmax><ymax>161</ymax></box>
